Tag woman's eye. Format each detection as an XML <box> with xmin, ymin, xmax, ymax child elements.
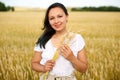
<box><xmin>58</xmin><ymin>15</ymin><xmax>63</xmax><ymax>18</ymax></box>
<box><xmin>49</xmin><ymin>17</ymin><xmax>54</xmax><ymax>20</ymax></box>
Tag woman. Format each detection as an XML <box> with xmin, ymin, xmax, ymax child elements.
<box><xmin>31</xmin><ymin>2</ymin><xmax>88</xmax><ymax>80</ymax></box>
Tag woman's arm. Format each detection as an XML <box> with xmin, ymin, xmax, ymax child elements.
<box><xmin>70</xmin><ymin>48</ymin><xmax>88</xmax><ymax>73</ymax></box>
<box><xmin>60</xmin><ymin>45</ymin><xmax>88</xmax><ymax>73</ymax></box>
<box><xmin>31</xmin><ymin>51</ymin><xmax>55</xmax><ymax>73</ymax></box>
<box><xmin>31</xmin><ymin>51</ymin><xmax>45</xmax><ymax>72</ymax></box>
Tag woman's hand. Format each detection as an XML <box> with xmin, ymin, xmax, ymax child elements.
<box><xmin>59</xmin><ymin>44</ymin><xmax>75</xmax><ymax>61</ymax></box>
<box><xmin>44</xmin><ymin>60</ymin><xmax>55</xmax><ymax>72</ymax></box>
<box><xmin>59</xmin><ymin>45</ymin><xmax>88</xmax><ymax>73</ymax></box>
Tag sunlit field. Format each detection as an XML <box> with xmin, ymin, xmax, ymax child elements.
<box><xmin>0</xmin><ymin>11</ymin><xmax>120</xmax><ymax>80</ymax></box>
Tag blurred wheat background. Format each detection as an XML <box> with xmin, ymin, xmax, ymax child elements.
<box><xmin>0</xmin><ymin>11</ymin><xmax>120</xmax><ymax>80</ymax></box>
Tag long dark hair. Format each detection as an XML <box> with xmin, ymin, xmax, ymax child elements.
<box><xmin>36</xmin><ymin>2</ymin><xmax>68</xmax><ymax>48</ymax></box>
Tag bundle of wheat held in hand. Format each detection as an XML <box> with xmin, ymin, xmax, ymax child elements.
<box><xmin>42</xmin><ymin>32</ymin><xmax>75</xmax><ymax>80</ymax></box>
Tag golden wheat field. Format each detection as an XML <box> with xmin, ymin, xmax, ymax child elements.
<box><xmin>0</xmin><ymin>11</ymin><xmax>120</xmax><ymax>80</ymax></box>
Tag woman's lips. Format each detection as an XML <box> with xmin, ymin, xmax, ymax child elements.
<box><xmin>54</xmin><ymin>24</ymin><xmax>61</xmax><ymax>28</ymax></box>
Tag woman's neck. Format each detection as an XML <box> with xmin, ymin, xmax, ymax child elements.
<box><xmin>51</xmin><ymin>29</ymin><xmax>68</xmax><ymax>48</ymax></box>
<box><xmin>54</xmin><ymin>30</ymin><xmax>68</xmax><ymax>38</ymax></box>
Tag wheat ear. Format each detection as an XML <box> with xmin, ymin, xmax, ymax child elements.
<box><xmin>43</xmin><ymin>32</ymin><xmax>75</xmax><ymax>80</ymax></box>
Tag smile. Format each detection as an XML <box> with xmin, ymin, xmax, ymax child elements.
<box><xmin>54</xmin><ymin>24</ymin><xmax>61</xmax><ymax>28</ymax></box>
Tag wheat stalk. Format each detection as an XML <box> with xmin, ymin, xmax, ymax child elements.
<box><xmin>42</xmin><ymin>32</ymin><xmax>75</xmax><ymax>80</ymax></box>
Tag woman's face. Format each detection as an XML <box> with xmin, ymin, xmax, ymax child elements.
<box><xmin>48</xmin><ymin>7</ymin><xmax>68</xmax><ymax>32</ymax></box>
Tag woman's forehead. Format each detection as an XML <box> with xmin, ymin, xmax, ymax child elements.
<box><xmin>48</xmin><ymin>7</ymin><xmax>65</xmax><ymax>16</ymax></box>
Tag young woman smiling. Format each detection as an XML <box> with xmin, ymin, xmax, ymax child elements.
<box><xmin>31</xmin><ymin>2</ymin><xmax>88</xmax><ymax>80</ymax></box>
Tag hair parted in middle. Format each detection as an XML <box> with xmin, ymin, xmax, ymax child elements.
<box><xmin>36</xmin><ymin>2</ymin><xmax>68</xmax><ymax>48</ymax></box>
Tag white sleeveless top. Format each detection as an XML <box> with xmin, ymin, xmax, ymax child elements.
<box><xmin>34</xmin><ymin>33</ymin><xmax>85</xmax><ymax>77</ymax></box>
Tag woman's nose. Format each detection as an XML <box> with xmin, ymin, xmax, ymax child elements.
<box><xmin>54</xmin><ymin>18</ymin><xmax>59</xmax><ymax>23</ymax></box>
